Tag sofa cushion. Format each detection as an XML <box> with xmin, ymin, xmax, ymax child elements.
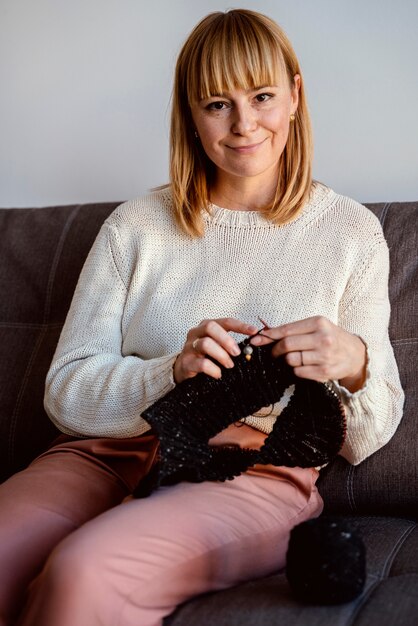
<box><xmin>0</xmin><ymin>202</ymin><xmax>117</xmax><ymax>481</ymax></box>
<box><xmin>318</xmin><ymin>202</ymin><xmax>418</xmax><ymax>519</ymax></box>
<box><xmin>165</xmin><ymin>516</ymin><xmax>418</xmax><ymax>626</ymax></box>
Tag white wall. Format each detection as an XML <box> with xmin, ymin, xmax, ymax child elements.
<box><xmin>1</xmin><ymin>0</ymin><xmax>417</xmax><ymax>207</ymax></box>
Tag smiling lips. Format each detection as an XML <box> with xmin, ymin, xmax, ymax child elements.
<box><xmin>228</xmin><ymin>138</ymin><xmax>267</xmax><ymax>154</ymax></box>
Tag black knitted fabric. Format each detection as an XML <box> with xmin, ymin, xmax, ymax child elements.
<box><xmin>135</xmin><ymin>341</ymin><xmax>346</xmax><ymax>496</ymax></box>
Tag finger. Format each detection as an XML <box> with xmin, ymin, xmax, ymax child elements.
<box><xmin>250</xmin><ymin>316</ymin><xmax>331</xmax><ymax>346</ymax></box>
<box><xmin>192</xmin><ymin>336</ymin><xmax>235</xmax><ymax>369</ymax></box>
<box><xmin>276</xmin><ymin>316</ymin><xmax>332</xmax><ymax>338</ymax></box>
<box><xmin>284</xmin><ymin>348</ymin><xmax>322</xmax><ymax>366</ymax></box>
<box><xmin>271</xmin><ymin>334</ymin><xmax>318</xmax><ymax>358</ymax></box>
<box><xmin>292</xmin><ymin>365</ymin><xmax>331</xmax><ymax>383</ymax></box>
<box><xmin>199</xmin><ymin>358</ymin><xmax>223</xmax><ymax>380</ymax></box>
<box><xmin>285</xmin><ymin>348</ymin><xmax>338</xmax><ymax>372</ymax></box>
<box><xmin>179</xmin><ymin>354</ymin><xmax>223</xmax><ymax>381</ymax></box>
<box><xmin>285</xmin><ymin>350</ymin><xmax>305</xmax><ymax>368</ymax></box>
<box><xmin>213</xmin><ymin>317</ymin><xmax>259</xmax><ymax>336</ymax></box>
<box><xmin>196</xmin><ymin>319</ymin><xmax>258</xmax><ymax>356</ymax></box>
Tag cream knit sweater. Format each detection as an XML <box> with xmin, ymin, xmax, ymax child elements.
<box><xmin>44</xmin><ymin>183</ymin><xmax>404</xmax><ymax>465</ymax></box>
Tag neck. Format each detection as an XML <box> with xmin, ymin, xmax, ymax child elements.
<box><xmin>210</xmin><ymin>171</ymin><xmax>278</xmax><ymax>212</ymax></box>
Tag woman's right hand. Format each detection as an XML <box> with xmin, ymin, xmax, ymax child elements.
<box><xmin>173</xmin><ymin>318</ymin><xmax>258</xmax><ymax>384</ymax></box>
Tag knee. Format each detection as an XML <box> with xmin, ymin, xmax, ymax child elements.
<box><xmin>42</xmin><ymin>534</ymin><xmax>106</xmax><ymax>596</ymax></box>
<box><xmin>16</xmin><ymin>535</ymin><xmax>117</xmax><ymax>625</ymax></box>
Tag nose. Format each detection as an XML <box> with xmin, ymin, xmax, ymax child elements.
<box><xmin>231</xmin><ymin>102</ymin><xmax>258</xmax><ymax>135</ymax></box>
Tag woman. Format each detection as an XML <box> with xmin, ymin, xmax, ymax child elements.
<box><xmin>0</xmin><ymin>9</ymin><xmax>403</xmax><ymax>626</ymax></box>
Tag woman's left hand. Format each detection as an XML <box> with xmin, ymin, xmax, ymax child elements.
<box><xmin>250</xmin><ymin>316</ymin><xmax>367</xmax><ymax>393</ymax></box>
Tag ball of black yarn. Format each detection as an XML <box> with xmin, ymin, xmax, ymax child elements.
<box><xmin>286</xmin><ymin>517</ymin><xmax>366</xmax><ymax>604</ymax></box>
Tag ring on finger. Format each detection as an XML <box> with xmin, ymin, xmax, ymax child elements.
<box><xmin>300</xmin><ymin>350</ymin><xmax>304</xmax><ymax>366</ymax></box>
<box><xmin>192</xmin><ymin>338</ymin><xmax>200</xmax><ymax>351</ymax></box>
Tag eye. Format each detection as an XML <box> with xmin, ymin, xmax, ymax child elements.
<box><xmin>255</xmin><ymin>93</ymin><xmax>274</xmax><ymax>103</ymax></box>
<box><xmin>206</xmin><ymin>101</ymin><xmax>228</xmax><ymax>111</ymax></box>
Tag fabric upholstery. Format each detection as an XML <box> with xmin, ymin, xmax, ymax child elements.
<box><xmin>166</xmin><ymin>516</ymin><xmax>418</xmax><ymax>626</ymax></box>
<box><xmin>0</xmin><ymin>203</ymin><xmax>117</xmax><ymax>481</ymax></box>
<box><xmin>318</xmin><ymin>202</ymin><xmax>418</xmax><ymax>519</ymax></box>
<box><xmin>1</xmin><ymin>198</ymin><xmax>417</xmax><ymax>625</ymax></box>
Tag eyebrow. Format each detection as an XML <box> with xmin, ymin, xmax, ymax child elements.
<box><xmin>202</xmin><ymin>85</ymin><xmax>275</xmax><ymax>100</ymax></box>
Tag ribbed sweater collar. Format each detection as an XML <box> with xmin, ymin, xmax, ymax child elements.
<box><xmin>202</xmin><ymin>182</ymin><xmax>336</xmax><ymax>229</ymax></box>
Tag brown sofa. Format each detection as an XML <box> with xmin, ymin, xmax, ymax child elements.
<box><xmin>1</xmin><ymin>199</ymin><xmax>417</xmax><ymax>625</ymax></box>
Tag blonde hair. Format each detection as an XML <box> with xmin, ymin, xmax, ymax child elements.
<box><xmin>170</xmin><ymin>9</ymin><xmax>313</xmax><ymax>237</ymax></box>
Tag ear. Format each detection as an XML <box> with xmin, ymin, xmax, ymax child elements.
<box><xmin>291</xmin><ymin>74</ymin><xmax>301</xmax><ymax>114</ymax></box>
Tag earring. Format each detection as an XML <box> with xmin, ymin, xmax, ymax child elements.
<box><xmin>290</xmin><ymin>114</ymin><xmax>296</xmax><ymax>122</ymax></box>
<box><xmin>194</xmin><ymin>131</ymin><xmax>199</xmax><ymax>138</ymax></box>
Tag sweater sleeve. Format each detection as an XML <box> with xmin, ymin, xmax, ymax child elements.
<box><xmin>333</xmin><ymin>235</ymin><xmax>404</xmax><ymax>465</ymax></box>
<box><xmin>44</xmin><ymin>219</ymin><xmax>177</xmax><ymax>438</ymax></box>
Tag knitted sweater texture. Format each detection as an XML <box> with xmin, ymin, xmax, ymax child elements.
<box><xmin>44</xmin><ymin>183</ymin><xmax>404</xmax><ymax>465</ymax></box>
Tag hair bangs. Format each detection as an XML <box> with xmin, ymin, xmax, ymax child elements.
<box><xmin>188</xmin><ymin>14</ymin><xmax>288</xmax><ymax>103</ymax></box>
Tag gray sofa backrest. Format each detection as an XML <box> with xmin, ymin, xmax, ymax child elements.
<box><xmin>318</xmin><ymin>202</ymin><xmax>418</xmax><ymax>518</ymax></box>
<box><xmin>1</xmin><ymin>200</ymin><xmax>417</xmax><ymax>518</ymax></box>
<box><xmin>0</xmin><ymin>202</ymin><xmax>118</xmax><ymax>481</ymax></box>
